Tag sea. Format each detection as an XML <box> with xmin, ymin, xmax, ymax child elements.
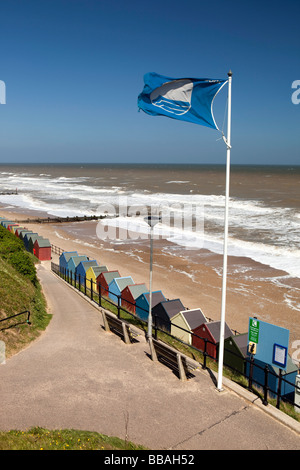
<box><xmin>0</xmin><ymin>163</ymin><xmax>299</xmax><ymax>279</ymax></box>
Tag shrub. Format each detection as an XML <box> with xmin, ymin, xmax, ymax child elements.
<box><xmin>0</xmin><ymin>226</ymin><xmax>37</xmax><ymax>285</ymax></box>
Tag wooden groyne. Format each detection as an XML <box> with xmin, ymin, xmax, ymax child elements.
<box><xmin>0</xmin><ymin>190</ymin><xmax>18</xmax><ymax>195</ymax></box>
<box><xmin>15</xmin><ymin>215</ymin><xmax>107</xmax><ymax>224</ymax></box>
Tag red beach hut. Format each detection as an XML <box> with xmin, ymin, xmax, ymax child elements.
<box><xmin>192</xmin><ymin>321</ymin><xmax>233</xmax><ymax>360</ymax></box>
<box><xmin>33</xmin><ymin>237</ymin><xmax>51</xmax><ymax>260</ymax></box>
<box><xmin>97</xmin><ymin>270</ymin><xmax>120</xmax><ymax>297</ymax></box>
<box><xmin>7</xmin><ymin>223</ymin><xmax>19</xmax><ymax>232</ymax></box>
<box><xmin>121</xmin><ymin>283</ymin><xmax>148</xmax><ymax>314</ymax></box>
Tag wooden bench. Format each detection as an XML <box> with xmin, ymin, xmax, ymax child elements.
<box><xmin>149</xmin><ymin>338</ymin><xmax>197</xmax><ymax>381</ymax></box>
<box><xmin>102</xmin><ymin>311</ymin><xmax>138</xmax><ymax>344</ymax></box>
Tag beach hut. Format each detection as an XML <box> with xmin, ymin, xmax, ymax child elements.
<box><xmin>33</xmin><ymin>238</ymin><xmax>51</xmax><ymax>260</ymax></box>
<box><xmin>192</xmin><ymin>321</ymin><xmax>233</xmax><ymax>360</ymax></box>
<box><xmin>121</xmin><ymin>283</ymin><xmax>148</xmax><ymax>314</ymax></box>
<box><xmin>28</xmin><ymin>234</ymin><xmax>44</xmax><ymax>254</ymax></box>
<box><xmin>2</xmin><ymin>220</ymin><xmax>14</xmax><ymax>228</ymax></box>
<box><xmin>7</xmin><ymin>223</ymin><xmax>19</xmax><ymax>232</ymax></box>
<box><xmin>85</xmin><ymin>265</ymin><xmax>108</xmax><ymax>293</ymax></box>
<box><xmin>23</xmin><ymin>232</ymin><xmax>38</xmax><ymax>251</ymax></box>
<box><xmin>171</xmin><ymin>308</ymin><xmax>208</xmax><ymax>345</ymax></box>
<box><xmin>108</xmin><ymin>276</ymin><xmax>134</xmax><ymax>305</ymax></box>
<box><xmin>11</xmin><ymin>225</ymin><xmax>20</xmax><ymax>234</ymax></box>
<box><xmin>75</xmin><ymin>260</ymin><xmax>98</xmax><ymax>285</ymax></box>
<box><xmin>18</xmin><ymin>230</ymin><xmax>33</xmax><ymax>243</ymax></box>
<box><xmin>224</xmin><ymin>333</ymin><xmax>248</xmax><ymax>375</ymax></box>
<box><xmin>135</xmin><ymin>291</ymin><xmax>166</xmax><ymax>322</ymax></box>
<box><xmin>59</xmin><ymin>251</ymin><xmax>78</xmax><ymax>274</ymax></box>
<box><xmin>15</xmin><ymin>227</ymin><xmax>26</xmax><ymax>237</ymax></box>
<box><xmin>152</xmin><ymin>299</ymin><xmax>185</xmax><ymax>333</ymax></box>
<box><xmin>0</xmin><ymin>219</ymin><xmax>14</xmax><ymax>228</ymax></box>
<box><xmin>245</xmin><ymin>354</ymin><xmax>298</xmax><ymax>400</ymax></box>
<box><xmin>67</xmin><ymin>255</ymin><xmax>88</xmax><ymax>280</ymax></box>
<box><xmin>97</xmin><ymin>270</ymin><xmax>120</xmax><ymax>297</ymax></box>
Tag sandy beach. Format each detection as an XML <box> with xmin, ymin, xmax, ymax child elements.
<box><xmin>1</xmin><ymin>204</ymin><xmax>300</xmax><ymax>356</ymax></box>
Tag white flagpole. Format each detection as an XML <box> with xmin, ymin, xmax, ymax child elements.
<box><xmin>217</xmin><ymin>70</ymin><xmax>232</xmax><ymax>391</ymax></box>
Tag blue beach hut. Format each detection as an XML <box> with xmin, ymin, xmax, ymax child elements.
<box><xmin>135</xmin><ymin>291</ymin><xmax>166</xmax><ymax>322</ymax></box>
<box><xmin>67</xmin><ymin>255</ymin><xmax>88</xmax><ymax>279</ymax></box>
<box><xmin>1</xmin><ymin>220</ymin><xmax>13</xmax><ymax>228</ymax></box>
<box><xmin>108</xmin><ymin>276</ymin><xmax>134</xmax><ymax>304</ymax></box>
<box><xmin>59</xmin><ymin>251</ymin><xmax>78</xmax><ymax>274</ymax></box>
<box><xmin>75</xmin><ymin>260</ymin><xmax>98</xmax><ymax>285</ymax></box>
<box><xmin>23</xmin><ymin>232</ymin><xmax>38</xmax><ymax>251</ymax></box>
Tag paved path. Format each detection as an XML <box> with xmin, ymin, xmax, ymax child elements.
<box><xmin>1</xmin><ymin>262</ymin><xmax>300</xmax><ymax>450</ymax></box>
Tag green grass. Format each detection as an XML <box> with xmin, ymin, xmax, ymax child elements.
<box><xmin>0</xmin><ymin>427</ymin><xmax>147</xmax><ymax>450</ymax></box>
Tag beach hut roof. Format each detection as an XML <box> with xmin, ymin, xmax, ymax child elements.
<box><xmin>60</xmin><ymin>251</ymin><xmax>78</xmax><ymax>263</ymax></box>
<box><xmin>19</xmin><ymin>230</ymin><xmax>33</xmax><ymax>239</ymax></box>
<box><xmin>124</xmin><ymin>284</ymin><xmax>148</xmax><ymax>299</ymax></box>
<box><xmin>141</xmin><ymin>291</ymin><xmax>166</xmax><ymax>306</ymax></box>
<box><xmin>180</xmin><ymin>308</ymin><xmax>207</xmax><ymax>330</ymax></box>
<box><xmin>87</xmin><ymin>265</ymin><xmax>108</xmax><ymax>276</ymax></box>
<box><xmin>231</xmin><ymin>333</ymin><xmax>248</xmax><ymax>357</ymax></box>
<box><xmin>28</xmin><ymin>234</ymin><xmax>43</xmax><ymax>243</ymax></box>
<box><xmin>69</xmin><ymin>255</ymin><xmax>88</xmax><ymax>267</ymax></box>
<box><xmin>205</xmin><ymin>321</ymin><xmax>233</xmax><ymax>343</ymax></box>
<box><xmin>35</xmin><ymin>238</ymin><xmax>51</xmax><ymax>248</ymax></box>
<box><xmin>100</xmin><ymin>270</ymin><xmax>120</xmax><ymax>283</ymax></box>
<box><xmin>158</xmin><ymin>299</ymin><xmax>185</xmax><ymax>319</ymax></box>
<box><xmin>114</xmin><ymin>276</ymin><xmax>134</xmax><ymax>291</ymax></box>
<box><xmin>24</xmin><ymin>232</ymin><xmax>38</xmax><ymax>240</ymax></box>
<box><xmin>80</xmin><ymin>260</ymin><xmax>98</xmax><ymax>270</ymax></box>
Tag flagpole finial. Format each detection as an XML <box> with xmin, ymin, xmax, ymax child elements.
<box><xmin>228</xmin><ymin>70</ymin><xmax>232</xmax><ymax>77</ymax></box>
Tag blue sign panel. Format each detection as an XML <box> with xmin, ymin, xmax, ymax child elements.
<box><xmin>248</xmin><ymin>318</ymin><xmax>289</xmax><ymax>371</ymax></box>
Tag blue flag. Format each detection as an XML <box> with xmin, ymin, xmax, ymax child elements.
<box><xmin>138</xmin><ymin>73</ymin><xmax>227</xmax><ymax>130</ymax></box>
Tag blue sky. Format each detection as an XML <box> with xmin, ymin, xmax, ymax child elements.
<box><xmin>0</xmin><ymin>0</ymin><xmax>299</xmax><ymax>165</ymax></box>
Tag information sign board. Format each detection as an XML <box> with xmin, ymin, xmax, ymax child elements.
<box><xmin>248</xmin><ymin>317</ymin><xmax>289</xmax><ymax>371</ymax></box>
<box><xmin>249</xmin><ymin>318</ymin><xmax>260</xmax><ymax>343</ymax></box>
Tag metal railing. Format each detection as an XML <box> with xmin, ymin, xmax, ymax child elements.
<box><xmin>0</xmin><ymin>310</ymin><xmax>31</xmax><ymax>331</ymax></box>
<box><xmin>51</xmin><ymin>261</ymin><xmax>300</xmax><ymax>415</ymax></box>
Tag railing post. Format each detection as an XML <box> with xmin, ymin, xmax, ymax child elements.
<box><xmin>90</xmin><ymin>279</ymin><xmax>93</xmax><ymax>301</ymax></box>
<box><xmin>98</xmin><ymin>282</ymin><xmax>102</xmax><ymax>307</ymax></box>
<box><xmin>84</xmin><ymin>276</ymin><xmax>87</xmax><ymax>296</ymax></box>
<box><xmin>117</xmin><ymin>295</ymin><xmax>121</xmax><ymax>318</ymax></box>
<box><xmin>248</xmin><ymin>355</ymin><xmax>254</xmax><ymax>390</ymax></box>
<box><xmin>153</xmin><ymin>314</ymin><xmax>157</xmax><ymax>340</ymax></box>
<box><xmin>276</xmin><ymin>369</ymin><xmax>283</xmax><ymax>409</ymax></box>
<box><xmin>78</xmin><ymin>273</ymin><xmax>81</xmax><ymax>291</ymax></box>
<box><xmin>203</xmin><ymin>338</ymin><xmax>207</xmax><ymax>370</ymax></box>
<box><xmin>263</xmin><ymin>365</ymin><xmax>269</xmax><ymax>406</ymax></box>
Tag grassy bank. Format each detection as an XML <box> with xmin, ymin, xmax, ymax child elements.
<box><xmin>0</xmin><ymin>225</ymin><xmax>51</xmax><ymax>358</ymax></box>
<box><xmin>0</xmin><ymin>427</ymin><xmax>147</xmax><ymax>450</ymax></box>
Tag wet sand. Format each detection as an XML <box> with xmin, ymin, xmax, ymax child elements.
<box><xmin>1</xmin><ymin>206</ymin><xmax>300</xmax><ymax>353</ymax></box>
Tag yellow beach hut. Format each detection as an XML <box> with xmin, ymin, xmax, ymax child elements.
<box><xmin>85</xmin><ymin>265</ymin><xmax>108</xmax><ymax>294</ymax></box>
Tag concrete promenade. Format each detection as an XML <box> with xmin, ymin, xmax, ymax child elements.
<box><xmin>0</xmin><ymin>261</ymin><xmax>300</xmax><ymax>450</ymax></box>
